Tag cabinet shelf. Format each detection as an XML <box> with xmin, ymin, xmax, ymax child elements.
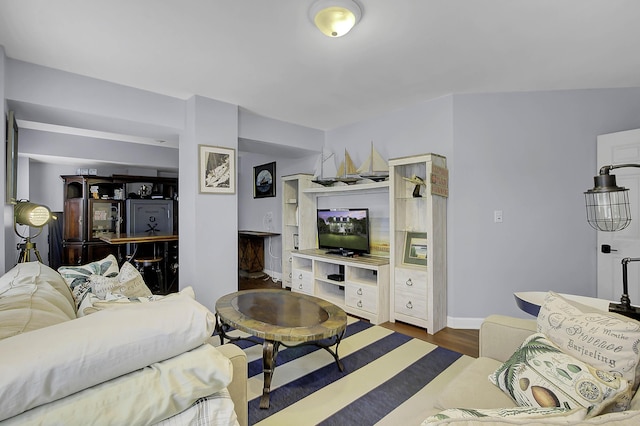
<box><xmin>304</xmin><ymin>180</ymin><xmax>389</xmax><ymax>194</ymax></box>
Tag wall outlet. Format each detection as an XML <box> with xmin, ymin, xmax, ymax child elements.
<box><xmin>264</xmin><ymin>212</ymin><xmax>273</xmax><ymax>230</ymax></box>
<box><xmin>494</xmin><ymin>210</ymin><xmax>503</xmax><ymax>223</ymax></box>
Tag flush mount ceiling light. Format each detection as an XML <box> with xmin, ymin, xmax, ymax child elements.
<box><xmin>309</xmin><ymin>0</ymin><xmax>362</xmax><ymax>37</ymax></box>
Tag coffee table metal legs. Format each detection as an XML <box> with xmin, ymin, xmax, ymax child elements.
<box><xmin>215</xmin><ymin>314</ymin><xmax>346</xmax><ymax>409</ymax></box>
<box><xmin>261</xmin><ymin>340</ymin><xmax>280</xmax><ymax>409</ymax></box>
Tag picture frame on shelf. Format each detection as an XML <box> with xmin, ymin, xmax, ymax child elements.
<box><xmin>253</xmin><ymin>161</ymin><xmax>276</xmax><ymax>198</ymax></box>
<box><xmin>199</xmin><ymin>144</ymin><xmax>235</xmax><ymax>194</ymax></box>
<box><xmin>403</xmin><ymin>231</ymin><xmax>428</xmax><ymax>266</ymax></box>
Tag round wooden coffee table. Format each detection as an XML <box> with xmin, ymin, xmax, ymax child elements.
<box><xmin>215</xmin><ymin>289</ymin><xmax>348</xmax><ymax>408</ymax></box>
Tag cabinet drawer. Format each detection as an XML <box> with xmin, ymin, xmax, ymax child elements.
<box><xmin>394</xmin><ymin>286</ymin><xmax>427</xmax><ymax>318</ymax></box>
<box><xmin>394</xmin><ymin>267</ymin><xmax>427</xmax><ymax>291</ymax></box>
<box><xmin>345</xmin><ymin>283</ymin><xmax>377</xmax><ymax>314</ymax></box>
<box><xmin>292</xmin><ymin>269</ymin><xmax>313</xmax><ymax>294</ymax></box>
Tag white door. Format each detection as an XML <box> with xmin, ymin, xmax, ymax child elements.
<box><xmin>597</xmin><ymin>128</ymin><xmax>640</xmax><ymax>304</ymax></box>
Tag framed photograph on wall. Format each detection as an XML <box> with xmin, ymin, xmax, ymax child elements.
<box><xmin>199</xmin><ymin>144</ymin><xmax>235</xmax><ymax>194</ymax></box>
<box><xmin>253</xmin><ymin>161</ymin><xmax>276</xmax><ymax>198</ymax></box>
<box><xmin>403</xmin><ymin>231</ymin><xmax>428</xmax><ymax>266</ymax></box>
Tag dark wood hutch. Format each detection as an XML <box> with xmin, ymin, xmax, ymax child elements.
<box><xmin>60</xmin><ymin>174</ymin><xmax>179</xmax><ymax>293</ymax></box>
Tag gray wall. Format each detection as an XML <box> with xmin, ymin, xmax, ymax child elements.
<box><xmin>450</xmin><ymin>89</ymin><xmax>640</xmax><ymax>321</ymax></box>
<box><xmin>5</xmin><ymin>49</ymin><xmax>640</xmax><ymax>325</ymax></box>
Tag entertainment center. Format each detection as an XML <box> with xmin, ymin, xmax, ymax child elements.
<box><xmin>281</xmin><ymin>153</ymin><xmax>448</xmax><ymax>332</ymax></box>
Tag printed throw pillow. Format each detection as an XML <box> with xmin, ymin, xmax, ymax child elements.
<box><xmin>537</xmin><ymin>291</ymin><xmax>640</xmax><ymax>392</ymax></box>
<box><xmin>421</xmin><ymin>406</ymin><xmax>587</xmax><ymax>425</ymax></box>
<box><xmin>77</xmin><ymin>286</ymin><xmax>197</xmax><ymax>317</ymax></box>
<box><xmin>88</xmin><ymin>261</ymin><xmax>152</xmax><ymax>299</ymax></box>
<box><xmin>57</xmin><ymin>254</ymin><xmax>120</xmax><ymax>307</ymax></box>
<box><xmin>488</xmin><ymin>333</ymin><xmax>630</xmax><ymax>418</ymax></box>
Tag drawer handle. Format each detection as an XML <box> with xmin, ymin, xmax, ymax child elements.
<box><xmin>288</xmin><ymin>257</ymin><xmax>292</xmax><ymax>262</ymax></box>
<box><xmin>406</xmin><ymin>301</ymin><xmax>413</xmax><ymax>309</ymax></box>
<box><xmin>299</xmin><ymin>284</ymin><xmax>303</xmax><ymax>289</ymax></box>
<box><xmin>406</xmin><ymin>278</ymin><xmax>413</xmax><ymax>286</ymax></box>
<box><xmin>357</xmin><ymin>288</ymin><xmax>363</xmax><ymax>295</ymax></box>
<box><xmin>298</xmin><ymin>273</ymin><xmax>303</xmax><ymax>279</ymax></box>
<box><xmin>357</xmin><ymin>300</ymin><xmax>363</xmax><ymax>308</ymax></box>
<box><xmin>288</xmin><ymin>272</ymin><xmax>292</xmax><ymax>279</ymax></box>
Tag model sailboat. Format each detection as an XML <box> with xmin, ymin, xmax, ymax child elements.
<box><xmin>336</xmin><ymin>149</ymin><xmax>360</xmax><ymax>184</ymax></box>
<box><xmin>312</xmin><ymin>148</ymin><xmax>338</xmax><ymax>186</ymax></box>
<box><xmin>357</xmin><ymin>141</ymin><xmax>389</xmax><ymax>181</ymax></box>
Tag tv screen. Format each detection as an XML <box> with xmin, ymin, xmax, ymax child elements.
<box><xmin>317</xmin><ymin>208</ymin><xmax>370</xmax><ymax>255</ymax></box>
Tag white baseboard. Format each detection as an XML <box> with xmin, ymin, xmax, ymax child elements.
<box><xmin>446</xmin><ymin>316</ymin><xmax>484</xmax><ymax>330</ymax></box>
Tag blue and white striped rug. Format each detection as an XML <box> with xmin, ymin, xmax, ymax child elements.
<box><xmin>216</xmin><ymin>317</ymin><xmax>475</xmax><ymax>425</ymax></box>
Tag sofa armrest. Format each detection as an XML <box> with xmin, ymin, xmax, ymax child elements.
<box><xmin>215</xmin><ymin>343</ymin><xmax>248</xmax><ymax>426</ymax></box>
<box><xmin>480</xmin><ymin>315</ymin><xmax>537</xmax><ymax>362</ymax></box>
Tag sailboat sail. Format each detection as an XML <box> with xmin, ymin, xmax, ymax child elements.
<box><xmin>335</xmin><ymin>149</ymin><xmax>360</xmax><ymax>184</ymax></box>
<box><xmin>312</xmin><ymin>149</ymin><xmax>338</xmax><ymax>186</ymax></box>
<box><xmin>357</xmin><ymin>142</ymin><xmax>389</xmax><ymax>181</ymax></box>
<box><xmin>337</xmin><ymin>149</ymin><xmax>358</xmax><ymax>177</ymax></box>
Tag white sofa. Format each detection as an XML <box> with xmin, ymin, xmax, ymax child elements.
<box><xmin>424</xmin><ymin>310</ymin><xmax>640</xmax><ymax>424</ymax></box>
<box><xmin>0</xmin><ymin>261</ymin><xmax>248</xmax><ymax>426</ymax></box>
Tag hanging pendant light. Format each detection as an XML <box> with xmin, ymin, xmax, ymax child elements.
<box><xmin>309</xmin><ymin>0</ymin><xmax>362</xmax><ymax>37</ymax></box>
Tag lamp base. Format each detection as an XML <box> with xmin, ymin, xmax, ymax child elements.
<box><xmin>609</xmin><ymin>302</ymin><xmax>640</xmax><ymax>322</ymax></box>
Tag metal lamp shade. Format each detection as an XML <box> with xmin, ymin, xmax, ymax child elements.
<box><xmin>14</xmin><ymin>202</ymin><xmax>52</xmax><ymax>228</ymax></box>
<box><xmin>585</xmin><ymin>173</ymin><xmax>631</xmax><ymax>232</ymax></box>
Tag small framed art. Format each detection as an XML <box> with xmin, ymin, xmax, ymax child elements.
<box><xmin>403</xmin><ymin>231</ymin><xmax>428</xmax><ymax>266</ymax></box>
<box><xmin>199</xmin><ymin>144</ymin><xmax>235</xmax><ymax>194</ymax></box>
<box><xmin>253</xmin><ymin>162</ymin><xmax>276</xmax><ymax>198</ymax></box>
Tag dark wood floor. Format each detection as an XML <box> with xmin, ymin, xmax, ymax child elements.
<box><xmin>238</xmin><ymin>275</ymin><xmax>479</xmax><ymax>358</ymax></box>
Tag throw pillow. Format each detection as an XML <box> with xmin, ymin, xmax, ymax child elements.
<box><xmin>57</xmin><ymin>254</ymin><xmax>119</xmax><ymax>307</ymax></box>
<box><xmin>537</xmin><ymin>291</ymin><xmax>640</xmax><ymax>392</ymax></box>
<box><xmin>88</xmin><ymin>261</ymin><xmax>152</xmax><ymax>299</ymax></box>
<box><xmin>77</xmin><ymin>286</ymin><xmax>196</xmax><ymax>317</ymax></box>
<box><xmin>488</xmin><ymin>333</ymin><xmax>630</xmax><ymax>417</ymax></box>
<box><xmin>422</xmin><ymin>406</ymin><xmax>587</xmax><ymax>424</ymax></box>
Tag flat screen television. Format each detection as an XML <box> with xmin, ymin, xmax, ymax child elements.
<box><xmin>317</xmin><ymin>208</ymin><xmax>370</xmax><ymax>256</ymax></box>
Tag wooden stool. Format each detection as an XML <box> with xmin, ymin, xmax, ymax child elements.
<box><xmin>132</xmin><ymin>257</ymin><xmax>163</xmax><ymax>293</ymax></box>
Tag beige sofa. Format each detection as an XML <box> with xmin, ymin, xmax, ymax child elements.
<box><xmin>425</xmin><ymin>314</ymin><xmax>640</xmax><ymax>424</ymax></box>
<box><xmin>0</xmin><ymin>261</ymin><xmax>248</xmax><ymax>426</ymax></box>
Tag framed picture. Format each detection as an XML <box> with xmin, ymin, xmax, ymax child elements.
<box><xmin>403</xmin><ymin>231</ymin><xmax>428</xmax><ymax>266</ymax></box>
<box><xmin>199</xmin><ymin>144</ymin><xmax>235</xmax><ymax>194</ymax></box>
<box><xmin>253</xmin><ymin>161</ymin><xmax>276</xmax><ymax>198</ymax></box>
<box><xmin>5</xmin><ymin>111</ymin><xmax>18</xmax><ymax>204</ymax></box>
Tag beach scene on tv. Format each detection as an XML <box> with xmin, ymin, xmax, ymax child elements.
<box><xmin>317</xmin><ymin>209</ymin><xmax>370</xmax><ymax>253</ymax></box>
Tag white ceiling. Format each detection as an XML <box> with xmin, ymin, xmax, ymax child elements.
<box><xmin>1</xmin><ymin>0</ymin><xmax>640</xmax><ymax>134</ymax></box>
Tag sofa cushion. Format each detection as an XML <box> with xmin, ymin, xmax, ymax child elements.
<box><xmin>537</xmin><ymin>291</ymin><xmax>640</xmax><ymax>392</ymax></box>
<box><xmin>0</xmin><ymin>344</ymin><xmax>233</xmax><ymax>426</ymax></box>
<box><xmin>423</xmin><ymin>407</ymin><xmax>587</xmax><ymax>424</ymax></box>
<box><xmin>0</xmin><ymin>262</ymin><xmax>76</xmax><ymax>340</ymax></box>
<box><xmin>436</xmin><ymin>357</ymin><xmax>517</xmax><ymax>410</ymax></box>
<box><xmin>0</xmin><ymin>292</ymin><xmax>216</xmax><ymax>421</ymax></box>
<box><xmin>87</xmin><ymin>261</ymin><xmax>152</xmax><ymax>299</ymax></box>
<box><xmin>489</xmin><ymin>333</ymin><xmax>630</xmax><ymax>417</ymax></box>
<box><xmin>57</xmin><ymin>254</ymin><xmax>119</xmax><ymax>307</ymax></box>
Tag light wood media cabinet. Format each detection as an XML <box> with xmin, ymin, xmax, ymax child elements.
<box><xmin>290</xmin><ymin>249</ymin><xmax>390</xmax><ymax>324</ymax></box>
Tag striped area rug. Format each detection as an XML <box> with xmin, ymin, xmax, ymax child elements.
<box><xmin>215</xmin><ymin>317</ymin><xmax>475</xmax><ymax>426</ymax></box>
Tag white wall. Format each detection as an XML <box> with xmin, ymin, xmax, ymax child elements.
<box><xmin>450</xmin><ymin>89</ymin><xmax>640</xmax><ymax>321</ymax></box>
<box><xmin>6</xmin><ymin>52</ymin><xmax>640</xmax><ymax>325</ymax></box>
<box><xmin>180</xmin><ymin>96</ymin><xmax>238</xmax><ymax>311</ymax></box>
<box><xmin>237</xmin><ymin>151</ymin><xmax>317</xmax><ymax>279</ymax></box>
